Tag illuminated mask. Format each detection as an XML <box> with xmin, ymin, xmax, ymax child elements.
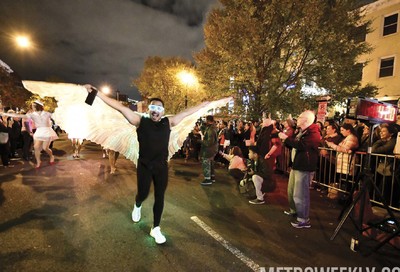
<box><xmin>149</xmin><ymin>104</ymin><xmax>164</xmax><ymax>113</ymax></box>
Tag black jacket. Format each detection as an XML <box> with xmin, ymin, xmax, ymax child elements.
<box><xmin>256</xmin><ymin>124</ymin><xmax>273</xmax><ymax>158</ymax></box>
<box><xmin>249</xmin><ymin>157</ymin><xmax>270</xmax><ymax>180</ymax></box>
<box><xmin>284</xmin><ymin>123</ymin><xmax>321</xmax><ymax>172</ymax></box>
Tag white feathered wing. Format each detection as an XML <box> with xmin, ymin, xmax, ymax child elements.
<box><xmin>22</xmin><ymin>80</ymin><xmax>231</xmax><ymax>166</ymax></box>
<box><xmin>22</xmin><ymin>80</ymin><xmax>139</xmax><ymax>165</ymax></box>
<box><xmin>167</xmin><ymin>97</ymin><xmax>232</xmax><ymax>160</ymax></box>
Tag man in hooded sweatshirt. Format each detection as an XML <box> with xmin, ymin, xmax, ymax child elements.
<box><xmin>278</xmin><ymin>110</ymin><xmax>321</xmax><ymax>228</ymax></box>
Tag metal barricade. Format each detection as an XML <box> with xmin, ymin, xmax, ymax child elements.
<box><xmin>276</xmin><ymin>146</ymin><xmax>399</xmax><ymax>211</ymax></box>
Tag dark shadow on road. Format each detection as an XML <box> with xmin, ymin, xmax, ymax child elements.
<box><xmin>173</xmin><ymin>169</ymin><xmax>200</xmax><ymax>182</ymax></box>
<box><xmin>0</xmin><ymin>174</ymin><xmax>16</xmax><ymax>206</ymax></box>
<box><xmin>0</xmin><ymin>249</ymin><xmax>32</xmax><ymax>271</ymax></box>
<box><xmin>0</xmin><ymin>204</ymin><xmax>67</xmax><ymax>232</ymax></box>
<box><xmin>51</xmin><ymin>148</ymin><xmax>67</xmax><ymax>157</ymax></box>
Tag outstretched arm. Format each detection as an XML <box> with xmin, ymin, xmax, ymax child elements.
<box><xmin>0</xmin><ymin>112</ymin><xmax>27</xmax><ymax>118</ymax></box>
<box><xmin>84</xmin><ymin>85</ymin><xmax>141</xmax><ymax>127</ymax></box>
<box><xmin>169</xmin><ymin>101</ymin><xmax>210</xmax><ymax>127</ymax></box>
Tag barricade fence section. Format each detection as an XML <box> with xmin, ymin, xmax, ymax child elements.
<box><xmin>275</xmin><ymin>146</ymin><xmax>399</xmax><ymax>211</ymax></box>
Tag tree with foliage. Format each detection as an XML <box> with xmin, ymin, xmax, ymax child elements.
<box><xmin>24</xmin><ymin>95</ymin><xmax>58</xmax><ymax>113</ymax></box>
<box><xmin>0</xmin><ymin>68</ymin><xmax>32</xmax><ymax>111</ymax></box>
<box><xmin>1</xmin><ymin>60</ymin><xmax>58</xmax><ymax>112</ymax></box>
<box><xmin>133</xmin><ymin>56</ymin><xmax>208</xmax><ymax>114</ymax></box>
<box><xmin>194</xmin><ymin>0</ymin><xmax>376</xmax><ymax>119</ymax></box>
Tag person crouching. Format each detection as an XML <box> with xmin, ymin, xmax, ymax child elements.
<box><xmin>247</xmin><ymin>145</ymin><xmax>271</xmax><ymax>204</ymax></box>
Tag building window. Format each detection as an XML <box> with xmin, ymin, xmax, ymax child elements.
<box><xmin>379</xmin><ymin>57</ymin><xmax>394</xmax><ymax>78</ymax></box>
<box><xmin>383</xmin><ymin>13</ymin><xmax>398</xmax><ymax>36</ymax></box>
<box><xmin>353</xmin><ymin>24</ymin><xmax>367</xmax><ymax>43</ymax></box>
<box><xmin>354</xmin><ymin>63</ymin><xmax>363</xmax><ymax>81</ymax></box>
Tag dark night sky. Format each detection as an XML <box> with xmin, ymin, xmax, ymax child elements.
<box><xmin>0</xmin><ymin>0</ymin><xmax>217</xmax><ymax>99</ymax></box>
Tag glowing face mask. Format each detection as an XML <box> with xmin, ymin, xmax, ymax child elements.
<box><xmin>148</xmin><ymin>104</ymin><xmax>164</xmax><ymax>113</ymax></box>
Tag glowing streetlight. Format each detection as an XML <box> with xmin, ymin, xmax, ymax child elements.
<box><xmin>100</xmin><ymin>85</ymin><xmax>120</xmax><ymax>101</ymax></box>
<box><xmin>101</xmin><ymin>86</ymin><xmax>111</xmax><ymax>95</ymax></box>
<box><xmin>177</xmin><ymin>70</ymin><xmax>196</xmax><ymax>108</ymax></box>
<box><xmin>15</xmin><ymin>35</ymin><xmax>31</xmax><ymax>49</ymax></box>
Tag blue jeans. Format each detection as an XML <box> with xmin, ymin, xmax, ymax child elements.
<box><xmin>287</xmin><ymin>169</ymin><xmax>314</xmax><ymax>222</ymax></box>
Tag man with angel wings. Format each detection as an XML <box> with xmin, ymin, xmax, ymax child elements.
<box><xmin>22</xmin><ymin>80</ymin><xmax>231</xmax><ymax>245</ymax></box>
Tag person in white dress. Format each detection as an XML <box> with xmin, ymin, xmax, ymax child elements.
<box><xmin>2</xmin><ymin>100</ymin><xmax>58</xmax><ymax>168</ymax></box>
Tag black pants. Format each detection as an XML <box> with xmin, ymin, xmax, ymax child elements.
<box><xmin>228</xmin><ymin>168</ymin><xmax>245</xmax><ymax>183</ymax></box>
<box><xmin>136</xmin><ymin>160</ymin><xmax>168</xmax><ymax>227</ymax></box>
<box><xmin>9</xmin><ymin>137</ymin><xmax>18</xmax><ymax>157</ymax></box>
<box><xmin>21</xmin><ymin>131</ymin><xmax>33</xmax><ymax>160</ymax></box>
<box><xmin>0</xmin><ymin>143</ymin><xmax>10</xmax><ymax>166</ymax></box>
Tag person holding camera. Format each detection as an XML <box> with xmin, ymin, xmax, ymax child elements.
<box><xmin>278</xmin><ymin>110</ymin><xmax>321</xmax><ymax>229</ymax></box>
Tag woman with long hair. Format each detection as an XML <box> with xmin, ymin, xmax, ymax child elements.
<box><xmin>326</xmin><ymin>123</ymin><xmax>359</xmax><ymax>192</ymax></box>
<box><xmin>220</xmin><ymin>145</ymin><xmax>247</xmax><ymax>182</ymax></box>
<box><xmin>372</xmin><ymin>123</ymin><xmax>398</xmax><ymax>207</ymax></box>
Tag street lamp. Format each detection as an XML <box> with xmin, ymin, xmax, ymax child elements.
<box><xmin>177</xmin><ymin>70</ymin><xmax>196</xmax><ymax>108</ymax></box>
<box><xmin>15</xmin><ymin>35</ymin><xmax>32</xmax><ymax>49</ymax></box>
<box><xmin>101</xmin><ymin>85</ymin><xmax>120</xmax><ymax>101</ymax></box>
<box><xmin>101</xmin><ymin>85</ymin><xmax>111</xmax><ymax>95</ymax></box>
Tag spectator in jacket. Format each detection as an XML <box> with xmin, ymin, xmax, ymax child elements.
<box><xmin>358</xmin><ymin>122</ymin><xmax>371</xmax><ymax>152</ymax></box>
<box><xmin>256</xmin><ymin>114</ymin><xmax>273</xmax><ymax>159</ymax></box>
<box><xmin>242</xmin><ymin>122</ymin><xmax>254</xmax><ymax>158</ymax></box>
<box><xmin>372</xmin><ymin>123</ymin><xmax>398</xmax><ymax>207</ymax></box>
<box><xmin>0</xmin><ymin>115</ymin><xmax>12</xmax><ymax>167</ymax></box>
<box><xmin>326</xmin><ymin>123</ymin><xmax>359</xmax><ymax>177</ymax></box>
<box><xmin>233</xmin><ymin>120</ymin><xmax>245</xmax><ymax>156</ymax></box>
<box><xmin>318</xmin><ymin>121</ymin><xmax>343</xmax><ymax>190</ymax></box>
<box><xmin>320</xmin><ymin>121</ymin><xmax>343</xmax><ymax>157</ymax></box>
<box><xmin>185</xmin><ymin>124</ymin><xmax>202</xmax><ymax>162</ymax></box>
<box><xmin>372</xmin><ymin>123</ymin><xmax>397</xmax><ymax>154</ymax></box>
<box><xmin>278</xmin><ymin>110</ymin><xmax>321</xmax><ymax>228</ymax></box>
<box><xmin>200</xmin><ymin>115</ymin><xmax>219</xmax><ymax>186</ymax></box>
<box><xmin>7</xmin><ymin>110</ymin><xmax>21</xmax><ymax>158</ymax></box>
<box><xmin>20</xmin><ymin>110</ymin><xmax>33</xmax><ymax>161</ymax></box>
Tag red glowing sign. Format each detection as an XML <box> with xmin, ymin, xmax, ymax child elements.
<box><xmin>346</xmin><ymin>97</ymin><xmax>397</xmax><ymax>123</ymax></box>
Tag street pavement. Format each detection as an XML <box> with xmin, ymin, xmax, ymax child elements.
<box><xmin>0</xmin><ymin>134</ymin><xmax>399</xmax><ymax>272</ymax></box>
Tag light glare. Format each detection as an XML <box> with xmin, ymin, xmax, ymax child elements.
<box><xmin>101</xmin><ymin>86</ymin><xmax>111</xmax><ymax>94</ymax></box>
<box><xmin>177</xmin><ymin>70</ymin><xmax>196</xmax><ymax>86</ymax></box>
<box><xmin>16</xmin><ymin>36</ymin><xmax>31</xmax><ymax>48</ymax></box>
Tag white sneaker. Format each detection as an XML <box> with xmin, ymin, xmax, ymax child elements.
<box><xmin>131</xmin><ymin>204</ymin><xmax>141</xmax><ymax>222</ymax></box>
<box><xmin>150</xmin><ymin>226</ymin><xmax>166</xmax><ymax>244</ymax></box>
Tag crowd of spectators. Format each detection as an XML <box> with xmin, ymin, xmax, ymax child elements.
<box><xmin>181</xmin><ymin>112</ymin><xmax>400</xmax><ymax>209</ymax></box>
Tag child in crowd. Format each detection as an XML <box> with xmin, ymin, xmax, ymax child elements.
<box><xmin>247</xmin><ymin>145</ymin><xmax>272</xmax><ymax>205</ymax></box>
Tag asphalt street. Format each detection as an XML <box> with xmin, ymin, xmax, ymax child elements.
<box><xmin>0</xmin><ymin>134</ymin><xmax>399</xmax><ymax>271</ymax></box>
